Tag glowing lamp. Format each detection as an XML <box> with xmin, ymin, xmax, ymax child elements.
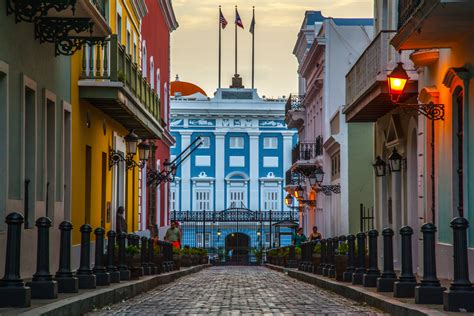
<box><xmin>285</xmin><ymin>193</ymin><xmax>292</xmax><ymax>206</ymax></box>
<box><xmin>294</xmin><ymin>186</ymin><xmax>304</xmax><ymax>200</ymax></box>
<box><xmin>387</xmin><ymin>62</ymin><xmax>409</xmax><ymax>103</ymax></box>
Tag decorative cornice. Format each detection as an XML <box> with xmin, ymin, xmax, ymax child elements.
<box><xmin>159</xmin><ymin>0</ymin><xmax>179</xmax><ymax>32</ymax></box>
<box><xmin>442</xmin><ymin>67</ymin><xmax>471</xmax><ymax>90</ymax></box>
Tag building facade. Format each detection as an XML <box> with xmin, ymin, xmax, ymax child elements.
<box><xmin>170</xmin><ymin>80</ymin><xmax>297</xmax><ymax>255</ymax></box>
<box><xmin>286</xmin><ymin>12</ymin><xmax>374</xmax><ymax>238</ymax></box>
<box><xmin>140</xmin><ymin>0</ymin><xmax>178</xmax><ymax>237</ymax></box>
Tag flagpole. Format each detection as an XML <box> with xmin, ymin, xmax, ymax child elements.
<box><xmin>234</xmin><ymin>5</ymin><xmax>237</xmax><ymax>75</ymax></box>
<box><xmin>218</xmin><ymin>6</ymin><xmax>221</xmax><ymax>89</ymax></box>
<box><xmin>251</xmin><ymin>6</ymin><xmax>255</xmax><ymax>89</ymax></box>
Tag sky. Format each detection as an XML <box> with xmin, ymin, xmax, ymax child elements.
<box><xmin>171</xmin><ymin>0</ymin><xmax>373</xmax><ymax>98</ymax></box>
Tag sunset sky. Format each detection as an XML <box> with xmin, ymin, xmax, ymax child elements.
<box><xmin>171</xmin><ymin>0</ymin><xmax>373</xmax><ymax>98</ymax></box>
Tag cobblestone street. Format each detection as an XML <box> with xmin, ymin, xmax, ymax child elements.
<box><xmin>91</xmin><ymin>267</ymin><xmax>384</xmax><ymax>315</ymax></box>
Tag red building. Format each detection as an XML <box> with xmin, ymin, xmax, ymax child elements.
<box><xmin>140</xmin><ymin>0</ymin><xmax>178</xmax><ymax>237</ymax></box>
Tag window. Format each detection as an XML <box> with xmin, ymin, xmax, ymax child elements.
<box><xmin>331</xmin><ymin>152</ymin><xmax>340</xmax><ymax>180</ymax></box>
<box><xmin>196</xmin><ymin>233</ymin><xmax>211</xmax><ymax>248</ymax></box>
<box><xmin>150</xmin><ymin>57</ymin><xmax>154</xmax><ymax>90</ymax></box>
<box><xmin>263</xmin><ymin>189</ymin><xmax>279</xmax><ymax>211</ymax></box>
<box><xmin>194</xmin><ymin>189</ymin><xmax>210</xmax><ymax>211</ymax></box>
<box><xmin>156</xmin><ymin>68</ymin><xmax>161</xmax><ymax>98</ymax></box>
<box><xmin>230</xmin><ymin>136</ymin><xmax>244</xmax><ymax>149</ymax></box>
<box><xmin>170</xmin><ymin>187</ymin><xmax>177</xmax><ymax>212</ymax></box>
<box><xmin>126</xmin><ymin>30</ymin><xmax>131</xmax><ymax>54</ymax></box>
<box><xmin>228</xmin><ymin>187</ymin><xmax>246</xmax><ymax>208</ymax></box>
<box><xmin>454</xmin><ymin>90</ymin><xmax>464</xmax><ymax>217</ymax></box>
<box><xmin>133</xmin><ymin>40</ymin><xmax>137</xmax><ymax>63</ymax></box>
<box><xmin>116</xmin><ymin>14</ymin><xmax>122</xmax><ymax>43</ymax></box>
<box><xmin>264</xmin><ymin>137</ymin><xmax>278</xmax><ymax>149</ymax></box>
<box><xmin>199</xmin><ymin>136</ymin><xmax>210</xmax><ymax>148</ymax></box>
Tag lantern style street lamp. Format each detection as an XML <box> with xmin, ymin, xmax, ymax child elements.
<box><xmin>109</xmin><ymin>130</ymin><xmax>148</xmax><ymax>170</ymax></box>
<box><xmin>387</xmin><ymin>62</ymin><xmax>409</xmax><ymax>103</ymax></box>
<box><xmin>373</xmin><ymin>156</ymin><xmax>387</xmax><ymax>177</ymax></box>
<box><xmin>389</xmin><ymin>148</ymin><xmax>403</xmax><ymax>173</ymax></box>
<box><xmin>294</xmin><ymin>186</ymin><xmax>304</xmax><ymax>200</ymax></box>
<box><xmin>285</xmin><ymin>193</ymin><xmax>292</xmax><ymax>206</ymax></box>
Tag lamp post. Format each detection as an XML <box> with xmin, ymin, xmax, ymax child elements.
<box><xmin>309</xmin><ymin>167</ymin><xmax>340</xmax><ymax>195</ymax></box>
<box><xmin>109</xmin><ymin>130</ymin><xmax>150</xmax><ymax>170</ymax></box>
<box><xmin>387</xmin><ymin>62</ymin><xmax>445</xmax><ymax>224</ymax></box>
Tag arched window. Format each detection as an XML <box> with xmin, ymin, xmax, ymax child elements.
<box><xmin>156</xmin><ymin>68</ymin><xmax>161</xmax><ymax>99</ymax></box>
<box><xmin>150</xmin><ymin>56</ymin><xmax>154</xmax><ymax>90</ymax></box>
<box><xmin>164</xmin><ymin>82</ymin><xmax>168</xmax><ymax>123</ymax></box>
<box><xmin>142</xmin><ymin>41</ymin><xmax>147</xmax><ymax>78</ymax></box>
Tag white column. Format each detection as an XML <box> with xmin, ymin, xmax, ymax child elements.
<box><xmin>282</xmin><ymin>132</ymin><xmax>293</xmax><ymax>173</ymax></box>
<box><xmin>214</xmin><ymin>131</ymin><xmax>226</xmax><ymax>211</ymax></box>
<box><xmin>249</xmin><ymin>132</ymin><xmax>260</xmax><ymax>210</ymax></box>
<box><xmin>180</xmin><ymin>131</ymin><xmax>192</xmax><ymax>211</ymax></box>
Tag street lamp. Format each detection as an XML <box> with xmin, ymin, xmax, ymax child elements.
<box><xmin>373</xmin><ymin>156</ymin><xmax>387</xmax><ymax>177</ymax></box>
<box><xmin>294</xmin><ymin>186</ymin><xmax>304</xmax><ymax>200</ymax></box>
<box><xmin>285</xmin><ymin>193</ymin><xmax>292</xmax><ymax>206</ymax></box>
<box><xmin>387</xmin><ymin>62</ymin><xmax>409</xmax><ymax>103</ymax></box>
<box><xmin>109</xmin><ymin>129</ymin><xmax>148</xmax><ymax>170</ymax></box>
<box><xmin>217</xmin><ymin>228</ymin><xmax>221</xmax><ymax>241</ymax></box>
<box><xmin>314</xmin><ymin>167</ymin><xmax>325</xmax><ymax>185</ymax></box>
<box><xmin>389</xmin><ymin>148</ymin><xmax>403</xmax><ymax>173</ymax></box>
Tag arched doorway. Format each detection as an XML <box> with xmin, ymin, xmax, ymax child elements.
<box><xmin>225</xmin><ymin>232</ymin><xmax>250</xmax><ymax>265</ymax></box>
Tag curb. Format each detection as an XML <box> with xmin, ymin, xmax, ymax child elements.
<box><xmin>16</xmin><ymin>265</ymin><xmax>211</xmax><ymax>316</ymax></box>
<box><xmin>266</xmin><ymin>264</ymin><xmax>448</xmax><ymax>316</ymax></box>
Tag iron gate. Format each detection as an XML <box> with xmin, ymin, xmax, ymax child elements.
<box><xmin>172</xmin><ymin>208</ymin><xmax>299</xmax><ymax>265</ymax></box>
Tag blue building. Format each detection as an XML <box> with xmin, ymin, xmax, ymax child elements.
<box><xmin>169</xmin><ymin>79</ymin><xmax>298</xmax><ymax>260</ymax></box>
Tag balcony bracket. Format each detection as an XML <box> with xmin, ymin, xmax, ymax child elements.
<box><xmin>397</xmin><ymin>103</ymin><xmax>444</xmax><ymax>121</ymax></box>
<box><xmin>109</xmin><ymin>148</ymin><xmax>145</xmax><ymax>171</ymax></box>
<box><xmin>6</xmin><ymin>0</ymin><xmax>77</xmax><ymax>23</ymax></box>
<box><xmin>316</xmin><ymin>184</ymin><xmax>341</xmax><ymax>196</ymax></box>
<box><xmin>56</xmin><ymin>35</ymin><xmax>107</xmax><ymax>56</ymax></box>
<box><xmin>35</xmin><ymin>17</ymin><xmax>93</xmax><ymax>43</ymax></box>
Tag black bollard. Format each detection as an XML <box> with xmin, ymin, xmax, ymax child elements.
<box><xmin>106</xmin><ymin>230</ymin><xmax>120</xmax><ymax>283</ymax></box>
<box><xmin>141</xmin><ymin>236</ymin><xmax>151</xmax><ymax>275</ymax></box>
<box><xmin>308</xmin><ymin>241</ymin><xmax>315</xmax><ymax>273</ymax></box>
<box><xmin>26</xmin><ymin>217</ymin><xmax>58</xmax><ymax>299</ymax></box>
<box><xmin>394</xmin><ymin>226</ymin><xmax>417</xmax><ymax>298</ymax></box>
<box><xmin>55</xmin><ymin>221</ymin><xmax>78</xmax><ymax>293</ymax></box>
<box><xmin>376</xmin><ymin>228</ymin><xmax>397</xmax><ymax>292</ymax></box>
<box><xmin>148</xmin><ymin>238</ymin><xmax>157</xmax><ymax>274</ymax></box>
<box><xmin>298</xmin><ymin>242</ymin><xmax>306</xmax><ymax>271</ymax></box>
<box><xmin>352</xmin><ymin>232</ymin><xmax>366</xmax><ymax>284</ymax></box>
<box><xmin>443</xmin><ymin>217</ymin><xmax>474</xmax><ymax>312</ymax></box>
<box><xmin>317</xmin><ymin>239</ymin><xmax>326</xmax><ymax>275</ymax></box>
<box><xmin>329</xmin><ymin>236</ymin><xmax>338</xmax><ymax>278</ymax></box>
<box><xmin>93</xmin><ymin>227</ymin><xmax>110</xmax><ymax>286</ymax></box>
<box><xmin>134</xmin><ymin>235</ymin><xmax>144</xmax><ymax>276</ymax></box>
<box><xmin>415</xmin><ymin>223</ymin><xmax>445</xmax><ymax>304</ymax></box>
<box><xmin>0</xmin><ymin>212</ymin><xmax>31</xmax><ymax>308</ymax></box>
<box><xmin>363</xmin><ymin>229</ymin><xmax>380</xmax><ymax>287</ymax></box>
<box><xmin>323</xmin><ymin>238</ymin><xmax>331</xmax><ymax>276</ymax></box>
<box><xmin>117</xmin><ymin>232</ymin><xmax>130</xmax><ymax>281</ymax></box>
<box><xmin>343</xmin><ymin>234</ymin><xmax>356</xmax><ymax>282</ymax></box>
<box><xmin>76</xmin><ymin>224</ymin><xmax>96</xmax><ymax>289</ymax></box>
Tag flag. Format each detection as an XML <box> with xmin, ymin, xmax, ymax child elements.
<box><xmin>235</xmin><ymin>8</ymin><xmax>244</xmax><ymax>29</ymax></box>
<box><xmin>249</xmin><ymin>12</ymin><xmax>255</xmax><ymax>34</ymax></box>
<box><xmin>219</xmin><ymin>9</ymin><xmax>228</xmax><ymax>29</ymax></box>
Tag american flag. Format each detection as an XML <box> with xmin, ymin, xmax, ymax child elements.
<box><xmin>235</xmin><ymin>9</ymin><xmax>244</xmax><ymax>29</ymax></box>
<box><xmin>220</xmin><ymin>9</ymin><xmax>228</xmax><ymax>29</ymax></box>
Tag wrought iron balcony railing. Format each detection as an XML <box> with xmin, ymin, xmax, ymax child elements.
<box><xmin>80</xmin><ymin>34</ymin><xmax>161</xmax><ymax>122</ymax></box>
<box><xmin>398</xmin><ymin>0</ymin><xmax>422</xmax><ymax>29</ymax></box>
<box><xmin>285</xmin><ymin>94</ymin><xmax>305</xmax><ymax>114</ymax></box>
<box><xmin>345</xmin><ymin>31</ymin><xmax>397</xmax><ymax>107</ymax></box>
<box><xmin>285</xmin><ymin>169</ymin><xmax>304</xmax><ymax>186</ymax></box>
<box><xmin>90</xmin><ymin>0</ymin><xmax>107</xmax><ymax>18</ymax></box>
<box><xmin>291</xmin><ymin>137</ymin><xmax>323</xmax><ymax>164</ymax></box>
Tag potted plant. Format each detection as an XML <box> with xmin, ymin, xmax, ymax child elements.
<box><xmin>335</xmin><ymin>242</ymin><xmax>349</xmax><ymax>281</ymax></box>
<box><xmin>126</xmin><ymin>245</ymin><xmax>142</xmax><ymax>279</ymax></box>
<box><xmin>312</xmin><ymin>243</ymin><xmax>322</xmax><ymax>270</ymax></box>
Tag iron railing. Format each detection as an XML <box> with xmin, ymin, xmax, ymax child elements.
<box><xmin>285</xmin><ymin>94</ymin><xmax>305</xmax><ymax>114</ymax></box>
<box><xmin>80</xmin><ymin>34</ymin><xmax>161</xmax><ymax>122</ymax></box>
<box><xmin>398</xmin><ymin>0</ymin><xmax>422</xmax><ymax>29</ymax></box>
<box><xmin>285</xmin><ymin>169</ymin><xmax>303</xmax><ymax>186</ymax></box>
<box><xmin>291</xmin><ymin>137</ymin><xmax>323</xmax><ymax>163</ymax></box>
<box><xmin>172</xmin><ymin>209</ymin><xmax>299</xmax><ymax>222</ymax></box>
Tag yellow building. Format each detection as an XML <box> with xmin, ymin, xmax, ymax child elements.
<box><xmin>71</xmin><ymin>0</ymin><xmax>163</xmax><ymax>245</ymax></box>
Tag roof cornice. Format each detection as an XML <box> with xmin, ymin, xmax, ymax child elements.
<box><xmin>159</xmin><ymin>0</ymin><xmax>179</xmax><ymax>32</ymax></box>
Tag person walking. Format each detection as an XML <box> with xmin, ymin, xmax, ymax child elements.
<box><xmin>309</xmin><ymin>226</ymin><xmax>322</xmax><ymax>242</ymax></box>
<box><xmin>292</xmin><ymin>227</ymin><xmax>307</xmax><ymax>247</ymax></box>
<box><xmin>165</xmin><ymin>220</ymin><xmax>182</xmax><ymax>249</ymax></box>
<box><xmin>116</xmin><ymin>206</ymin><xmax>127</xmax><ymax>234</ymax></box>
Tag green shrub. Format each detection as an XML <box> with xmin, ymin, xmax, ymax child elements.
<box><xmin>313</xmin><ymin>243</ymin><xmax>321</xmax><ymax>254</ymax></box>
<box><xmin>337</xmin><ymin>242</ymin><xmax>349</xmax><ymax>255</ymax></box>
<box><xmin>125</xmin><ymin>245</ymin><xmax>140</xmax><ymax>256</ymax></box>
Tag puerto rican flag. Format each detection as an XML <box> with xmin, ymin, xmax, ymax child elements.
<box><xmin>235</xmin><ymin>9</ymin><xmax>244</xmax><ymax>29</ymax></box>
<box><xmin>220</xmin><ymin>9</ymin><xmax>228</xmax><ymax>29</ymax></box>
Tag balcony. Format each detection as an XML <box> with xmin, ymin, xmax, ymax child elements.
<box><xmin>7</xmin><ymin>0</ymin><xmax>111</xmax><ymax>55</ymax></box>
<box><xmin>79</xmin><ymin>35</ymin><xmax>163</xmax><ymax>139</ymax></box>
<box><xmin>285</xmin><ymin>94</ymin><xmax>306</xmax><ymax>129</ymax></box>
<box><xmin>343</xmin><ymin>31</ymin><xmax>418</xmax><ymax>123</ymax></box>
<box><xmin>289</xmin><ymin>137</ymin><xmax>323</xmax><ymax>176</ymax></box>
<box><xmin>392</xmin><ymin>0</ymin><xmax>474</xmax><ymax>50</ymax></box>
